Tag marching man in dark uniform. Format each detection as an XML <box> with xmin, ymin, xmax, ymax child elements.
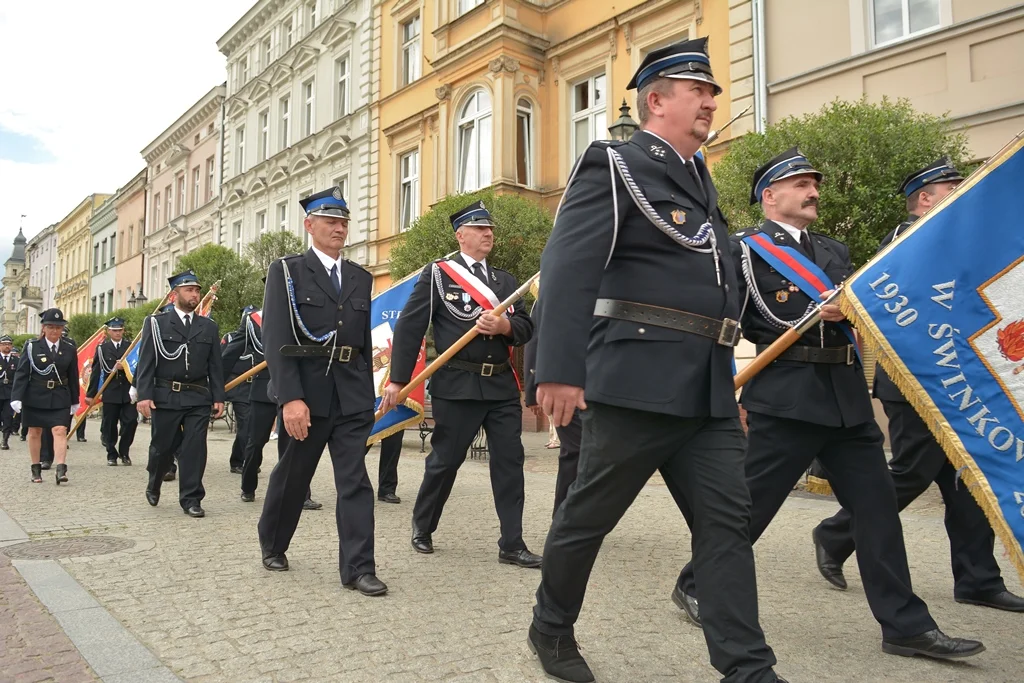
<box><xmin>813</xmin><ymin>157</ymin><xmax>1024</xmax><ymax>611</ymax></box>
<box><xmin>672</xmin><ymin>148</ymin><xmax>986</xmax><ymax>661</ymax></box>
<box><xmin>527</xmin><ymin>39</ymin><xmax>780</xmax><ymax>683</ymax></box>
<box><xmin>381</xmin><ymin>201</ymin><xmax>539</xmax><ymax>568</ymax></box>
<box><xmin>236</xmin><ymin>303</ymin><xmax>322</xmax><ymax>510</ymax></box>
<box><xmin>0</xmin><ymin>335</ymin><xmax>18</xmax><ymax>450</ymax></box>
<box><xmin>222</xmin><ymin>306</ymin><xmax>258</xmax><ymax>474</ymax></box>
<box><xmin>86</xmin><ymin>317</ymin><xmax>138</xmax><ymax>466</ymax></box>
<box><xmin>136</xmin><ymin>270</ymin><xmax>225</xmax><ymax>518</ymax></box>
<box><xmin>11</xmin><ymin>308</ymin><xmax>78</xmax><ymax>485</ymax></box>
<box><xmin>258</xmin><ymin>186</ymin><xmax>386</xmax><ymax>597</ymax></box>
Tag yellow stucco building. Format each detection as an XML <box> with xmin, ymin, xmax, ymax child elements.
<box><xmin>55</xmin><ymin>194</ymin><xmax>110</xmax><ymax>316</ymax></box>
<box><xmin>367</xmin><ymin>0</ymin><xmax>754</xmax><ymax>288</ymax></box>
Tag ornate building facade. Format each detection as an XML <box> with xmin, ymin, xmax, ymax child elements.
<box><xmin>89</xmin><ymin>194</ymin><xmax>118</xmax><ymax>315</ymax></box>
<box><xmin>113</xmin><ymin>169</ymin><xmax>148</xmax><ymax>308</ymax></box>
<box><xmin>0</xmin><ymin>229</ymin><xmax>30</xmax><ymax>335</ymax></box>
<box><xmin>25</xmin><ymin>225</ymin><xmax>57</xmax><ymax>335</ymax></box>
<box><xmin>55</xmin><ymin>194</ymin><xmax>111</xmax><ymax>316</ymax></box>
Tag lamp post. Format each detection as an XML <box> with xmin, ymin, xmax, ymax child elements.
<box><xmin>127</xmin><ymin>291</ymin><xmax>137</xmax><ymax>309</ymax></box>
<box><xmin>608</xmin><ymin>99</ymin><xmax>640</xmax><ymax>141</ymax></box>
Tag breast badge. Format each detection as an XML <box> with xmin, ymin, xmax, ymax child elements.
<box><xmin>671</xmin><ymin>209</ymin><xmax>686</xmax><ymax>225</ymax></box>
<box><xmin>776</xmin><ymin>291</ymin><xmax>789</xmax><ymax>303</ymax></box>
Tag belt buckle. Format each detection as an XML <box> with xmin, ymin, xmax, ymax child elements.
<box><xmin>846</xmin><ymin>345</ymin><xmax>855</xmax><ymax>365</ymax></box>
<box><xmin>171</xmin><ymin>381</ymin><xmax>182</xmax><ymax>392</ymax></box>
<box><xmin>480</xmin><ymin>363</ymin><xmax>494</xmax><ymax>377</ymax></box>
<box><xmin>717</xmin><ymin>318</ymin><xmax>740</xmax><ymax>347</ymax></box>
<box><xmin>338</xmin><ymin>346</ymin><xmax>353</xmax><ymax>363</ymax></box>
<box><xmin>46</xmin><ymin>380</ymin><xmax>55</xmax><ymax>389</ymax></box>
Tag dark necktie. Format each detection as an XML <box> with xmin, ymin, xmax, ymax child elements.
<box><xmin>50</xmin><ymin>344</ymin><xmax>57</xmax><ymax>356</ymax></box>
<box><xmin>472</xmin><ymin>262</ymin><xmax>486</xmax><ymax>282</ymax></box>
<box><xmin>798</xmin><ymin>231</ymin><xmax>812</xmax><ymax>258</ymax></box>
<box><xmin>183</xmin><ymin>314</ymin><xmax>192</xmax><ymax>336</ymax></box>
<box><xmin>330</xmin><ymin>264</ymin><xmax>343</xmax><ymax>296</ymax></box>
<box><xmin>687</xmin><ymin>160</ymin><xmax>705</xmax><ymax>198</ymax></box>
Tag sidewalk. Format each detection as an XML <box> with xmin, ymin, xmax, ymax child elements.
<box><xmin>0</xmin><ymin>423</ymin><xmax>1020</xmax><ymax>682</ymax></box>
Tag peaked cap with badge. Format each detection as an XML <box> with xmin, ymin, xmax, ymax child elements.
<box><xmin>450</xmin><ymin>200</ymin><xmax>495</xmax><ymax>231</ymax></box>
<box><xmin>40</xmin><ymin>308</ymin><xmax>69</xmax><ymax>327</ymax></box>
<box><xmin>168</xmin><ymin>270</ymin><xmax>200</xmax><ymax>289</ymax></box>
<box><xmin>300</xmin><ymin>185</ymin><xmax>350</xmax><ymax>218</ymax></box>
<box><xmin>0</xmin><ymin>335</ymin><xmax>12</xmax><ymax>343</ymax></box>
<box><xmin>105</xmin><ymin>317</ymin><xmax>125</xmax><ymax>330</ymax></box>
<box><xmin>898</xmin><ymin>156</ymin><xmax>964</xmax><ymax>198</ymax></box>
<box><xmin>627</xmin><ymin>36</ymin><xmax>722</xmax><ymax>95</ymax></box>
<box><xmin>750</xmin><ymin>147</ymin><xmax>823</xmax><ymax>204</ymax></box>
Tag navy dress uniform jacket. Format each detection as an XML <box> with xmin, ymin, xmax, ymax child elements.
<box><xmin>262</xmin><ymin>249</ymin><xmax>375</xmax><ymax>418</ymax></box>
<box><xmin>221</xmin><ymin>329</ymin><xmax>257</xmax><ymax>403</ymax></box>
<box><xmin>135</xmin><ymin>311</ymin><xmax>225</xmax><ymax>408</ymax></box>
<box><xmin>732</xmin><ymin>221</ymin><xmax>874</xmax><ymax>428</ymax></box>
<box><xmin>85</xmin><ymin>340</ymin><xmax>133</xmax><ymax>404</ymax></box>
<box><xmin>242</xmin><ymin>322</ymin><xmax>272</xmax><ymax>404</ymax></box>
<box><xmin>12</xmin><ymin>339</ymin><xmax>79</xmax><ymax>410</ymax></box>
<box><xmin>871</xmin><ymin>218</ymin><xmax>916</xmax><ymax>404</ymax></box>
<box><xmin>535</xmin><ymin>131</ymin><xmax>739</xmax><ymax>418</ymax></box>
<box><xmin>389</xmin><ymin>255</ymin><xmax>533</xmax><ymax>402</ymax></box>
<box><xmin>0</xmin><ymin>353</ymin><xmax>17</xmax><ymax>400</ymax></box>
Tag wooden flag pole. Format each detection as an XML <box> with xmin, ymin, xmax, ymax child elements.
<box><xmin>373</xmin><ymin>271</ymin><xmax>539</xmax><ymax>422</ymax></box>
<box><xmin>225</xmin><ymin>361</ymin><xmax>266</xmax><ymax>392</ymax></box>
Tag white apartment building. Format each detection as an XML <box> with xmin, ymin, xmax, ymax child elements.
<box><xmin>89</xmin><ymin>195</ymin><xmax>118</xmax><ymax>316</ymax></box>
<box><xmin>25</xmin><ymin>225</ymin><xmax>57</xmax><ymax>335</ymax></box>
<box><xmin>217</xmin><ymin>0</ymin><xmax>373</xmax><ymax>264</ymax></box>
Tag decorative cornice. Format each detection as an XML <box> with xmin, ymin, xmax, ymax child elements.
<box><xmin>431</xmin><ymin>24</ymin><xmax>549</xmax><ymax>73</ymax></box>
<box><xmin>142</xmin><ymin>86</ymin><xmax>226</xmax><ymax>162</ymax></box>
<box><xmin>488</xmin><ymin>56</ymin><xmax>520</xmax><ymax>73</ymax></box>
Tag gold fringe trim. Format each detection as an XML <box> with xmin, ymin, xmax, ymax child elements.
<box><xmin>365</xmin><ymin>398</ymin><xmax>425</xmax><ymax>446</ymax></box>
<box><xmin>839</xmin><ymin>292</ymin><xmax>1024</xmax><ymax>585</ymax></box>
<box><xmin>805</xmin><ymin>476</ymin><xmax>834</xmax><ymax>497</ymax></box>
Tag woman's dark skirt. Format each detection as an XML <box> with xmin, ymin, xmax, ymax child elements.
<box><xmin>23</xmin><ymin>406</ymin><xmax>70</xmax><ymax>430</ymax></box>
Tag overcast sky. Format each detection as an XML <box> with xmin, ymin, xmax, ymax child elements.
<box><xmin>0</xmin><ymin>0</ymin><xmax>256</xmax><ymax>265</ymax></box>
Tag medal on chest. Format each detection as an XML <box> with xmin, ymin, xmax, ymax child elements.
<box><xmin>461</xmin><ymin>292</ymin><xmax>472</xmax><ymax>312</ymax></box>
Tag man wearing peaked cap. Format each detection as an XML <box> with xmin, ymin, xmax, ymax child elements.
<box><xmin>299</xmin><ymin>184</ymin><xmax>351</xmax><ymax>218</ymax></box>
<box><xmin>382</xmin><ymin>199</ymin><xmax>539</xmax><ymax>568</ymax></box>
<box><xmin>87</xmin><ymin>317</ymin><xmax>138</xmax><ymax>466</ymax></box>
<box><xmin>672</xmin><ymin>149</ymin><xmax>986</xmax><ymax>663</ymax></box>
<box><xmin>221</xmin><ymin>306</ymin><xmax>258</xmax><ymax>475</ymax></box>
<box><xmin>526</xmin><ymin>38</ymin><xmax>783</xmax><ymax>683</ymax></box>
<box><xmin>0</xmin><ymin>334</ymin><xmax>17</xmax><ymax>450</ymax></box>
<box><xmin>136</xmin><ymin>270</ymin><xmax>226</xmax><ymax>518</ymax></box>
<box><xmin>813</xmin><ymin>158</ymin><xmax>1024</xmax><ymax>613</ymax></box>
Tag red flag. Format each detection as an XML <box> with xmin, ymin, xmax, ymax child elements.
<box><xmin>75</xmin><ymin>331</ymin><xmax>105</xmax><ymax>416</ymax></box>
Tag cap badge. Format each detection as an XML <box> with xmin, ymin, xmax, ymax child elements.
<box><xmin>671</xmin><ymin>209</ymin><xmax>686</xmax><ymax>225</ymax></box>
<box><xmin>332</xmin><ymin>187</ymin><xmax>343</xmax><ymax>200</ymax></box>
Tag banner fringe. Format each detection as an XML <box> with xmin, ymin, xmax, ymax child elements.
<box><xmin>365</xmin><ymin>398</ymin><xmax>425</xmax><ymax>446</ymax></box>
<box><xmin>839</xmin><ymin>293</ymin><xmax>1024</xmax><ymax>585</ymax></box>
<box><xmin>805</xmin><ymin>476</ymin><xmax>834</xmax><ymax>497</ymax></box>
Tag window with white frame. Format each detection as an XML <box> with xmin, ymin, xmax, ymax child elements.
<box><xmin>240</xmin><ymin>54</ymin><xmax>250</xmax><ymax>84</ymax></box>
<box><xmin>457</xmin><ymin>0</ymin><xmax>484</xmax><ymax>17</ymax></box>
<box><xmin>176</xmin><ymin>174</ymin><xmax>186</xmax><ymax>216</ymax></box>
<box><xmin>302</xmin><ymin>79</ymin><xmax>315</xmax><ymax>137</ymax></box>
<box><xmin>192</xmin><ymin>166</ymin><xmax>201</xmax><ymax>210</ymax></box>
<box><xmin>279</xmin><ymin>95</ymin><xmax>291</xmax><ymax>150</ymax></box>
<box><xmin>164</xmin><ymin>185</ymin><xmax>172</xmax><ymax>222</ymax></box>
<box><xmin>872</xmin><ymin>0</ymin><xmax>941</xmax><ymax>46</ymax></box>
<box><xmin>283</xmin><ymin>16</ymin><xmax>294</xmax><ymax>49</ymax></box>
<box><xmin>109</xmin><ymin>234</ymin><xmax>116</xmax><ymax>267</ymax></box>
<box><xmin>258</xmin><ymin>109</ymin><xmax>270</xmax><ymax>162</ymax></box>
<box><xmin>401</xmin><ymin>15</ymin><xmax>421</xmax><ymax>86</ymax></box>
<box><xmin>232</xmin><ymin>220</ymin><xmax>243</xmax><ymax>254</ymax></box>
<box><xmin>332</xmin><ymin>176</ymin><xmax>348</xmax><ymax>202</ymax></box>
<box><xmin>154</xmin><ymin>192</ymin><xmax>161</xmax><ymax>229</ymax></box>
<box><xmin>456</xmin><ymin>89</ymin><xmax>492</xmax><ymax>192</ymax></box>
<box><xmin>277</xmin><ymin>202</ymin><xmax>288</xmax><ymax>231</ymax></box>
<box><xmin>149</xmin><ymin>265</ymin><xmax>158</xmax><ymax>297</ymax></box>
<box><xmin>206</xmin><ymin>156</ymin><xmax>216</xmax><ymax>201</ymax></box>
<box><xmin>571</xmin><ymin>73</ymin><xmax>606</xmax><ymax>162</ymax></box>
<box><xmin>516</xmin><ymin>98</ymin><xmax>533</xmax><ymax>187</ymax></box>
<box><xmin>306</xmin><ymin>1</ymin><xmax>317</xmax><ymax>32</ymax></box>
<box><xmin>261</xmin><ymin>35</ymin><xmax>273</xmax><ymax>70</ymax></box>
<box><xmin>399</xmin><ymin>150</ymin><xmax>419</xmax><ymax>232</ymax></box>
<box><xmin>335</xmin><ymin>57</ymin><xmax>350</xmax><ymax>118</ymax></box>
<box><xmin>235</xmin><ymin>126</ymin><xmax>246</xmax><ymax>174</ymax></box>
<box><xmin>256</xmin><ymin>210</ymin><xmax>268</xmax><ymax>235</ymax></box>
<box><xmin>299</xmin><ymin>187</ymin><xmax>313</xmax><ymax>247</ymax></box>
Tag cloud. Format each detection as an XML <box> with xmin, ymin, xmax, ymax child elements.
<box><xmin>0</xmin><ymin>126</ymin><xmax>56</xmax><ymax>164</ymax></box>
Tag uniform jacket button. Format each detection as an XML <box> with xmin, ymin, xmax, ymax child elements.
<box><xmin>337</xmin><ymin>321</ymin><xmax>343</xmax><ymax>327</ymax></box>
<box><xmin>338</xmin><ymin>304</ymin><xmax>343</xmax><ymax>310</ymax></box>
<box><xmin>638</xmin><ymin>328</ymin><xmax>646</xmax><ymax>334</ymax></box>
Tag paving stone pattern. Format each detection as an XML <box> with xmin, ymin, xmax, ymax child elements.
<box><xmin>0</xmin><ymin>421</ymin><xmax>1021</xmax><ymax>682</ymax></box>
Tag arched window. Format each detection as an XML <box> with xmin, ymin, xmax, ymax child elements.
<box><xmin>456</xmin><ymin>89</ymin><xmax>492</xmax><ymax>192</ymax></box>
<box><xmin>516</xmin><ymin>98</ymin><xmax>534</xmax><ymax>187</ymax></box>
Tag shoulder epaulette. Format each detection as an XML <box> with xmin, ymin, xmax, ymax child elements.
<box><xmin>732</xmin><ymin>227</ymin><xmax>762</xmax><ymax>239</ymax></box>
<box><xmin>345</xmin><ymin>258</ymin><xmax>368</xmax><ymax>273</ymax></box>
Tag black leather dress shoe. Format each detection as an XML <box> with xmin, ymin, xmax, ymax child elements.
<box><xmin>145</xmin><ymin>490</ymin><xmax>159</xmax><ymax>506</ymax></box>
<box><xmin>672</xmin><ymin>584</ymin><xmax>702</xmax><ymax>627</ymax></box>
<box><xmin>107</xmin><ymin>459</ymin><xmax>118</xmax><ymax>466</ymax></box>
<box><xmin>163</xmin><ymin>471</ymin><xmax>176</xmax><ymax>482</ymax></box>
<box><xmin>184</xmin><ymin>505</ymin><xmax>205</xmax><ymax>518</ymax></box>
<box><xmin>527</xmin><ymin>624</ymin><xmax>595</xmax><ymax>683</ymax></box>
<box><xmin>240</xmin><ymin>491</ymin><xmax>255</xmax><ymax>502</ymax></box>
<box><xmin>378</xmin><ymin>492</ymin><xmax>401</xmax><ymax>504</ymax></box>
<box><xmin>120</xmin><ymin>456</ymin><xmax>132</xmax><ymax>466</ymax></box>
<box><xmin>411</xmin><ymin>531</ymin><xmax>433</xmax><ymax>554</ymax></box>
<box><xmin>262</xmin><ymin>553</ymin><xmax>289</xmax><ymax>571</ymax></box>
<box><xmin>882</xmin><ymin>629</ymin><xmax>985</xmax><ymax>660</ymax></box>
<box><xmin>343</xmin><ymin>573</ymin><xmax>388</xmax><ymax>596</ymax></box>
<box><xmin>230</xmin><ymin>466</ymin><xmax>243</xmax><ymax>474</ymax></box>
<box><xmin>812</xmin><ymin>528</ymin><xmax>847</xmax><ymax>590</ymax></box>
<box><xmin>499</xmin><ymin>548</ymin><xmax>543</xmax><ymax>569</ymax></box>
<box><xmin>302</xmin><ymin>498</ymin><xmax>323</xmax><ymax>510</ymax></box>
<box><xmin>77</xmin><ymin>437</ymin><xmax>87</xmax><ymax>443</ymax></box>
<box><xmin>956</xmin><ymin>589</ymin><xmax>1024</xmax><ymax>612</ymax></box>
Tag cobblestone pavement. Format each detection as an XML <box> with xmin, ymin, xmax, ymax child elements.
<box><xmin>0</xmin><ymin>418</ymin><xmax>1021</xmax><ymax>682</ymax></box>
<box><xmin>0</xmin><ymin>553</ymin><xmax>99</xmax><ymax>683</ymax></box>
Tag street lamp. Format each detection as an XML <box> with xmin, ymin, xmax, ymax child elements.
<box><xmin>135</xmin><ymin>292</ymin><xmax>148</xmax><ymax>308</ymax></box>
<box><xmin>608</xmin><ymin>99</ymin><xmax>640</xmax><ymax>142</ymax></box>
<box><xmin>127</xmin><ymin>290</ymin><xmax>137</xmax><ymax>308</ymax></box>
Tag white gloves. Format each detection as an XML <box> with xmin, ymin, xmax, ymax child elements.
<box><xmin>71</xmin><ymin>404</ymin><xmax>79</xmax><ymax>415</ymax></box>
<box><xmin>129</xmin><ymin>386</ymin><xmax>138</xmax><ymax>403</ymax></box>
<box><xmin>10</xmin><ymin>400</ymin><xmax>21</xmax><ymax>414</ymax></box>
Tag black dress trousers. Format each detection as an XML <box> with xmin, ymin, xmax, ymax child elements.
<box><xmin>229</xmin><ymin>400</ymin><xmax>251</xmax><ymax>469</ymax></box>
<box><xmin>816</xmin><ymin>400</ymin><xmax>1005</xmax><ymax>599</ymax></box>
<box><xmin>551</xmin><ymin>410</ymin><xmax>582</xmax><ymax>517</ymax></box>
<box><xmin>377</xmin><ymin>430</ymin><xmax>403</xmax><ymax>497</ymax></box>
<box><xmin>241</xmin><ymin>399</ymin><xmax>278</xmax><ymax>495</ymax></box>
<box><xmin>677</xmin><ymin>412</ymin><xmax>938</xmax><ymax>640</ymax></box>
<box><xmin>146</xmin><ymin>405</ymin><xmax>211</xmax><ymax>510</ymax></box>
<box><xmin>101</xmin><ymin>403</ymin><xmax>138</xmax><ymax>461</ymax></box>
<box><xmin>412</xmin><ymin>396</ymin><xmax>526</xmax><ymax>552</ymax></box>
<box><xmin>257</xmin><ymin>389</ymin><xmax>375</xmax><ymax>584</ymax></box>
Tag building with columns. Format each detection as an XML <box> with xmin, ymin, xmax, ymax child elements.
<box><xmin>141</xmin><ymin>85</ymin><xmax>225</xmax><ymax>301</ymax></box>
<box><xmin>217</xmin><ymin>0</ymin><xmax>373</xmax><ymax>265</ymax></box>
<box><xmin>55</xmin><ymin>194</ymin><xmax>111</xmax><ymax>316</ymax></box>
<box><xmin>367</xmin><ymin>0</ymin><xmax>754</xmax><ymax>288</ymax></box>
<box><xmin>114</xmin><ymin>169</ymin><xmax>148</xmax><ymax>309</ymax></box>
<box><xmin>25</xmin><ymin>225</ymin><xmax>57</xmax><ymax>334</ymax></box>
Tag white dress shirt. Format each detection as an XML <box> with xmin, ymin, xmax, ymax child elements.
<box><xmin>311</xmin><ymin>245</ymin><xmax>344</xmax><ymax>276</ymax></box>
<box><xmin>644</xmin><ymin>130</ymin><xmax>702</xmax><ymax>190</ymax></box>
<box><xmin>460</xmin><ymin>252</ymin><xmax>489</xmax><ymax>282</ymax></box>
<box><xmin>772</xmin><ymin>220</ymin><xmax>809</xmax><ymax>245</ymax></box>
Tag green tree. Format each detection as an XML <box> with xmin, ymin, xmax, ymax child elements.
<box><xmin>176</xmin><ymin>244</ymin><xmax>260</xmax><ymax>333</ymax></box>
<box><xmin>244</xmin><ymin>231</ymin><xmax>305</xmax><ymax>273</ymax></box>
<box><xmin>67</xmin><ymin>313</ymin><xmax>104</xmax><ymax>345</ymax></box>
<box><xmin>711</xmin><ymin>97</ymin><xmax>971</xmax><ymax>267</ymax></box>
<box><xmin>387</xmin><ymin>190</ymin><xmax>553</xmax><ymax>285</ymax></box>
<box><xmin>11</xmin><ymin>333</ymin><xmax>36</xmax><ymax>351</ymax></box>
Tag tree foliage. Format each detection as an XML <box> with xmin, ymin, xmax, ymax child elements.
<box><xmin>711</xmin><ymin>97</ymin><xmax>971</xmax><ymax>267</ymax></box>
<box><xmin>245</xmin><ymin>231</ymin><xmax>304</xmax><ymax>273</ymax></box>
<box><xmin>176</xmin><ymin>244</ymin><xmax>260</xmax><ymax>333</ymax></box>
<box><xmin>387</xmin><ymin>190</ymin><xmax>553</xmax><ymax>285</ymax></box>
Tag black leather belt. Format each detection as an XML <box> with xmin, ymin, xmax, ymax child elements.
<box><xmin>756</xmin><ymin>344</ymin><xmax>855</xmax><ymax>365</ymax></box>
<box><xmin>594</xmin><ymin>298</ymin><xmax>740</xmax><ymax>347</ymax></box>
<box><xmin>278</xmin><ymin>345</ymin><xmax>358</xmax><ymax>362</ymax></box>
<box><xmin>31</xmin><ymin>376</ymin><xmax>66</xmax><ymax>390</ymax></box>
<box><xmin>156</xmin><ymin>378</ymin><xmax>210</xmax><ymax>393</ymax></box>
<box><xmin>446</xmin><ymin>359</ymin><xmax>511</xmax><ymax>377</ymax></box>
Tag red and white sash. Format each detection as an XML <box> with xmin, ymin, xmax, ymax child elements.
<box><xmin>436</xmin><ymin>259</ymin><xmax>511</xmax><ymax>316</ymax></box>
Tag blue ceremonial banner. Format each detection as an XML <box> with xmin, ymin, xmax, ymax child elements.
<box><xmin>367</xmin><ymin>275</ymin><xmax>426</xmax><ymax>445</ymax></box>
<box><xmin>121</xmin><ymin>343</ymin><xmax>140</xmax><ymax>384</ymax></box>
<box><xmin>841</xmin><ymin>132</ymin><xmax>1024</xmax><ymax>582</ymax></box>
